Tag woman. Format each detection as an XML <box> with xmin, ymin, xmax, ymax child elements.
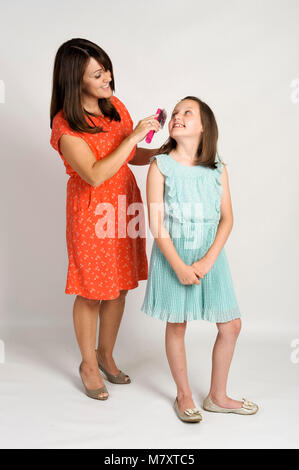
<box><xmin>50</xmin><ymin>38</ymin><xmax>161</xmax><ymax>400</ymax></box>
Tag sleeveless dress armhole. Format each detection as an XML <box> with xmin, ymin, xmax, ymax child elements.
<box><xmin>149</xmin><ymin>154</ymin><xmax>177</xmax><ymax>201</ymax></box>
<box><xmin>215</xmin><ymin>152</ymin><xmax>224</xmax><ymax>198</ymax></box>
<box><xmin>149</xmin><ymin>154</ymin><xmax>171</xmax><ymax>177</ymax></box>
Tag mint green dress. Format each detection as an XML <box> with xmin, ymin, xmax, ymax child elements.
<box><xmin>141</xmin><ymin>153</ymin><xmax>241</xmax><ymax>323</ymax></box>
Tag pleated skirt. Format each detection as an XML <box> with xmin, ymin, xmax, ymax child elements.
<box><xmin>141</xmin><ymin>218</ymin><xmax>241</xmax><ymax>323</ymax></box>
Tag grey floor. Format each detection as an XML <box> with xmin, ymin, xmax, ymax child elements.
<box><xmin>0</xmin><ymin>325</ymin><xmax>298</xmax><ymax>449</ymax></box>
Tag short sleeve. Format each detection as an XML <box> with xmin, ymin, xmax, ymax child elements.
<box><xmin>50</xmin><ymin>113</ymin><xmax>79</xmax><ymax>153</ymax></box>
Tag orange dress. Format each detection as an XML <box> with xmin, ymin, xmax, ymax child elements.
<box><xmin>50</xmin><ymin>95</ymin><xmax>148</xmax><ymax>299</ymax></box>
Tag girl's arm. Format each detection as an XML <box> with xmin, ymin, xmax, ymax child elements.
<box><xmin>146</xmin><ymin>160</ymin><xmax>201</xmax><ymax>285</ymax></box>
<box><xmin>193</xmin><ymin>164</ymin><xmax>234</xmax><ymax>274</ymax></box>
<box><xmin>204</xmin><ymin>164</ymin><xmax>234</xmax><ymax>262</ymax></box>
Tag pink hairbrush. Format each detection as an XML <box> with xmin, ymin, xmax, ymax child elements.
<box><xmin>145</xmin><ymin>108</ymin><xmax>167</xmax><ymax>143</ymax></box>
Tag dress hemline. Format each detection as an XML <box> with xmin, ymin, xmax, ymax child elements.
<box><xmin>64</xmin><ymin>277</ymin><xmax>148</xmax><ymax>300</ymax></box>
<box><xmin>141</xmin><ymin>306</ymin><xmax>241</xmax><ymax>324</ymax></box>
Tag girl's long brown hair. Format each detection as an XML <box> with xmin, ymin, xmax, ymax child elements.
<box><xmin>50</xmin><ymin>38</ymin><xmax>120</xmax><ymax>133</ymax></box>
<box><xmin>158</xmin><ymin>96</ymin><xmax>224</xmax><ymax>169</ymax></box>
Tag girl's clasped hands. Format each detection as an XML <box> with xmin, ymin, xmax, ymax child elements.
<box><xmin>175</xmin><ymin>257</ymin><xmax>214</xmax><ymax>285</ymax></box>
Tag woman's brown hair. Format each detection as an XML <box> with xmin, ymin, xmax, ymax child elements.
<box><xmin>50</xmin><ymin>38</ymin><xmax>120</xmax><ymax>133</ymax></box>
<box><xmin>158</xmin><ymin>96</ymin><xmax>224</xmax><ymax>169</ymax></box>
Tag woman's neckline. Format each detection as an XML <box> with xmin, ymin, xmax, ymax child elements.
<box><xmin>83</xmin><ymin>95</ymin><xmax>114</xmax><ymax>118</ymax></box>
<box><xmin>84</xmin><ymin>110</ymin><xmax>104</xmax><ymax>118</ymax></box>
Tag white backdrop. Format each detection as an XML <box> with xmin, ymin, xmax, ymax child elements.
<box><xmin>0</xmin><ymin>0</ymin><xmax>299</xmax><ymax>449</ymax></box>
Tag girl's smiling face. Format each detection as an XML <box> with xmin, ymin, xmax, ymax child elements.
<box><xmin>169</xmin><ymin>99</ymin><xmax>203</xmax><ymax>140</ymax></box>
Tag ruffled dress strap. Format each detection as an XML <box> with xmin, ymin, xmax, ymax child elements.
<box><xmin>149</xmin><ymin>153</ymin><xmax>173</xmax><ymax>177</ymax></box>
<box><xmin>149</xmin><ymin>153</ymin><xmax>177</xmax><ymax>202</ymax></box>
<box><xmin>215</xmin><ymin>152</ymin><xmax>224</xmax><ymax>198</ymax></box>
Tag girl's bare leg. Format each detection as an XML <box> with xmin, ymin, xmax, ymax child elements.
<box><xmin>73</xmin><ymin>295</ymin><xmax>108</xmax><ymax>398</ymax></box>
<box><xmin>96</xmin><ymin>290</ymin><xmax>130</xmax><ymax>381</ymax></box>
<box><xmin>165</xmin><ymin>321</ymin><xmax>196</xmax><ymax>412</ymax></box>
<box><xmin>208</xmin><ymin>318</ymin><xmax>243</xmax><ymax>408</ymax></box>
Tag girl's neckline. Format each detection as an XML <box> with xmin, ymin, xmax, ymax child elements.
<box><xmin>164</xmin><ymin>153</ymin><xmax>201</xmax><ymax>168</ymax></box>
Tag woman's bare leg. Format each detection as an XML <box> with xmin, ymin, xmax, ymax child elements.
<box><xmin>96</xmin><ymin>290</ymin><xmax>130</xmax><ymax>381</ymax></box>
<box><xmin>73</xmin><ymin>295</ymin><xmax>108</xmax><ymax>398</ymax></box>
<box><xmin>165</xmin><ymin>321</ymin><xmax>196</xmax><ymax>411</ymax></box>
<box><xmin>208</xmin><ymin>318</ymin><xmax>243</xmax><ymax>408</ymax></box>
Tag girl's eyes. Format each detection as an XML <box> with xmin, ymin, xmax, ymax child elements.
<box><xmin>172</xmin><ymin>110</ymin><xmax>191</xmax><ymax>117</ymax></box>
<box><xmin>95</xmin><ymin>75</ymin><xmax>102</xmax><ymax>79</ymax></box>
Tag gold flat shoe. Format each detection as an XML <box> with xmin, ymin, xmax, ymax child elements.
<box><xmin>203</xmin><ymin>395</ymin><xmax>258</xmax><ymax>415</ymax></box>
<box><xmin>79</xmin><ymin>362</ymin><xmax>109</xmax><ymax>400</ymax></box>
<box><xmin>173</xmin><ymin>398</ymin><xmax>203</xmax><ymax>423</ymax></box>
<box><xmin>95</xmin><ymin>349</ymin><xmax>131</xmax><ymax>384</ymax></box>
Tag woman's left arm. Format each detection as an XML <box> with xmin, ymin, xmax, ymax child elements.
<box><xmin>128</xmin><ymin>146</ymin><xmax>160</xmax><ymax>165</ymax></box>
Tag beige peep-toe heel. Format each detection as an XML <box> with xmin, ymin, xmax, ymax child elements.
<box><xmin>79</xmin><ymin>362</ymin><xmax>109</xmax><ymax>400</ymax></box>
<box><xmin>95</xmin><ymin>349</ymin><xmax>131</xmax><ymax>384</ymax></box>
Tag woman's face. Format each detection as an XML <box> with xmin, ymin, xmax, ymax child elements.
<box><xmin>169</xmin><ymin>99</ymin><xmax>203</xmax><ymax>141</ymax></box>
<box><xmin>81</xmin><ymin>57</ymin><xmax>113</xmax><ymax>99</ymax></box>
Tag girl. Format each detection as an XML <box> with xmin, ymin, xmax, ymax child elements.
<box><xmin>141</xmin><ymin>96</ymin><xmax>258</xmax><ymax>422</ymax></box>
